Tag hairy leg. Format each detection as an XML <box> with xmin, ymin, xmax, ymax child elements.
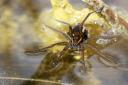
<box><xmin>54</xmin><ymin>19</ymin><xmax>73</xmax><ymax>37</ymax></box>
<box><xmin>89</xmin><ymin>34</ymin><xmax>121</xmax><ymax>40</ymax></box>
<box><xmin>87</xmin><ymin>43</ymin><xmax>120</xmax><ymax>67</ymax></box>
<box><xmin>81</xmin><ymin>11</ymin><xmax>96</xmax><ymax>26</ymax></box>
<box><xmin>80</xmin><ymin>46</ymin><xmax>86</xmax><ymax>71</ymax></box>
<box><xmin>79</xmin><ymin>44</ymin><xmax>92</xmax><ymax>73</ymax></box>
<box><xmin>46</xmin><ymin>45</ymin><xmax>69</xmax><ymax>72</ymax></box>
<box><xmin>44</xmin><ymin>24</ymin><xmax>71</xmax><ymax>40</ymax></box>
<box><xmin>25</xmin><ymin>42</ymin><xmax>68</xmax><ymax>55</ymax></box>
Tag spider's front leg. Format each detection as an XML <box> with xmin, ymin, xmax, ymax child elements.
<box><xmin>25</xmin><ymin>41</ymin><xmax>68</xmax><ymax>55</ymax></box>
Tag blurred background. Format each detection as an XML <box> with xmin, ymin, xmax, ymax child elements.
<box><xmin>0</xmin><ymin>0</ymin><xmax>128</xmax><ymax>85</ymax></box>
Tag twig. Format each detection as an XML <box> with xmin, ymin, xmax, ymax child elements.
<box><xmin>0</xmin><ymin>76</ymin><xmax>65</xmax><ymax>85</ymax></box>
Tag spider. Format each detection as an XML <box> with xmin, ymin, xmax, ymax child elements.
<box><xmin>25</xmin><ymin>11</ymin><xmax>121</xmax><ymax>72</ymax></box>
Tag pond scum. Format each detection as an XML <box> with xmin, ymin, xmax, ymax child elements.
<box><xmin>0</xmin><ymin>0</ymin><xmax>128</xmax><ymax>85</ymax></box>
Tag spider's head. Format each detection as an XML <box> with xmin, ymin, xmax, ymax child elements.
<box><xmin>68</xmin><ymin>23</ymin><xmax>88</xmax><ymax>45</ymax></box>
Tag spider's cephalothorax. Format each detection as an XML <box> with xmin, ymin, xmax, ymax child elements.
<box><xmin>69</xmin><ymin>23</ymin><xmax>88</xmax><ymax>47</ymax></box>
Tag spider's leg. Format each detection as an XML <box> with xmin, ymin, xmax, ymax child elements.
<box><xmin>78</xmin><ymin>44</ymin><xmax>92</xmax><ymax>73</ymax></box>
<box><xmin>86</xmin><ymin>60</ymin><xmax>92</xmax><ymax>71</ymax></box>
<box><xmin>97</xmin><ymin>55</ymin><xmax>115</xmax><ymax>67</ymax></box>
<box><xmin>54</xmin><ymin>19</ymin><xmax>73</xmax><ymax>36</ymax></box>
<box><xmin>53</xmin><ymin>45</ymin><xmax>69</xmax><ymax>64</ymax></box>
<box><xmin>99</xmin><ymin>34</ymin><xmax>121</xmax><ymax>39</ymax></box>
<box><xmin>81</xmin><ymin>11</ymin><xmax>96</xmax><ymax>26</ymax></box>
<box><xmin>48</xmin><ymin>45</ymin><xmax>69</xmax><ymax>72</ymax></box>
<box><xmin>25</xmin><ymin>42</ymin><xmax>68</xmax><ymax>55</ymax></box>
<box><xmin>89</xmin><ymin>34</ymin><xmax>121</xmax><ymax>40</ymax></box>
<box><xmin>54</xmin><ymin>19</ymin><xmax>72</xmax><ymax>28</ymax></box>
<box><xmin>87</xmin><ymin>44</ymin><xmax>119</xmax><ymax>67</ymax></box>
<box><xmin>44</xmin><ymin>24</ymin><xmax>71</xmax><ymax>40</ymax></box>
<box><xmin>57</xmin><ymin>45</ymin><xmax>69</xmax><ymax>60</ymax></box>
<box><xmin>80</xmin><ymin>46</ymin><xmax>86</xmax><ymax>71</ymax></box>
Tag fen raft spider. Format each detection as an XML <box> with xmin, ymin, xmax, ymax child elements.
<box><xmin>25</xmin><ymin>11</ymin><xmax>121</xmax><ymax>72</ymax></box>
